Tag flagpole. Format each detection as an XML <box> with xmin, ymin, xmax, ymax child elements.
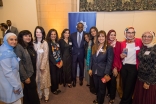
<box><xmin>77</xmin><ymin>0</ymin><xmax>79</xmax><ymax>12</ymax></box>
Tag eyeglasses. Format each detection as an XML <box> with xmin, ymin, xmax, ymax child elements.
<box><xmin>142</xmin><ymin>36</ymin><xmax>153</xmax><ymax>39</ymax></box>
<box><xmin>126</xmin><ymin>32</ymin><xmax>135</xmax><ymax>35</ymax></box>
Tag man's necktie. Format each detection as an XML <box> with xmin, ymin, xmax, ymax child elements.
<box><xmin>78</xmin><ymin>33</ymin><xmax>81</xmax><ymax>47</ymax></box>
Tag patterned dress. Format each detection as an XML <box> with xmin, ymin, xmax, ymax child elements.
<box><xmin>133</xmin><ymin>45</ymin><xmax>156</xmax><ymax>104</ymax></box>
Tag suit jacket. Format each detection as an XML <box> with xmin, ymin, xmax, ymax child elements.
<box><xmin>91</xmin><ymin>46</ymin><xmax>114</xmax><ymax>77</ymax></box>
<box><xmin>14</xmin><ymin>44</ymin><xmax>34</xmax><ymax>82</ymax></box>
<box><xmin>70</xmin><ymin>32</ymin><xmax>85</xmax><ymax>57</ymax></box>
<box><xmin>3</xmin><ymin>30</ymin><xmax>11</xmax><ymax>37</ymax></box>
<box><xmin>10</xmin><ymin>26</ymin><xmax>18</xmax><ymax>35</ymax></box>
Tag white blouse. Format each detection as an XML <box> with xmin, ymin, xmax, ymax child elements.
<box><xmin>123</xmin><ymin>43</ymin><xmax>136</xmax><ymax>65</ymax></box>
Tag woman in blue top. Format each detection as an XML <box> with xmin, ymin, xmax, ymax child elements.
<box><xmin>0</xmin><ymin>33</ymin><xmax>23</xmax><ymax>104</ymax></box>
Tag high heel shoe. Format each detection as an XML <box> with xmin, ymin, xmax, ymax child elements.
<box><xmin>52</xmin><ymin>91</ymin><xmax>58</xmax><ymax>95</ymax></box>
<box><xmin>44</xmin><ymin>96</ymin><xmax>49</xmax><ymax>103</ymax></box>
<box><xmin>57</xmin><ymin>89</ymin><xmax>61</xmax><ymax>94</ymax></box>
<box><xmin>68</xmin><ymin>84</ymin><xmax>72</xmax><ymax>88</ymax></box>
<box><xmin>93</xmin><ymin>99</ymin><xmax>98</xmax><ymax>104</ymax></box>
<box><xmin>108</xmin><ymin>99</ymin><xmax>115</xmax><ymax>104</ymax></box>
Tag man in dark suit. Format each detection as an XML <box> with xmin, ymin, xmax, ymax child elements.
<box><xmin>6</xmin><ymin>20</ymin><xmax>18</xmax><ymax>35</ymax></box>
<box><xmin>0</xmin><ymin>23</ymin><xmax>10</xmax><ymax>37</ymax></box>
<box><xmin>70</xmin><ymin>22</ymin><xmax>85</xmax><ymax>87</ymax></box>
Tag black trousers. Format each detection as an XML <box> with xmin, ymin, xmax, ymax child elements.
<box><xmin>90</xmin><ymin>76</ymin><xmax>96</xmax><ymax>93</ymax></box>
<box><xmin>119</xmin><ymin>64</ymin><xmax>137</xmax><ymax>104</ymax></box>
<box><xmin>23</xmin><ymin>75</ymin><xmax>40</xmax><ymax>104</ymax></box>
<box><xmin>72</xmin><ymin>54</ymin><xmax>84</xmax><ymax>81</ymax></box>
<box><xmin>93</xmin><ymin>74</ymin><xmax>106</xmax><ymax>104</ymax></box>
<box><xmin>107</xmin><ymin>74</ymin><xmax>117</xmax><ymax>100</ymax></box>
<box><xmin>50</xmin><ymin>64</ymin><xmax>59</xmax><ymax>92</ymax></box>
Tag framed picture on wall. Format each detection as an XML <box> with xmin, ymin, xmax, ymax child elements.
<box><xmin>0</xmin><ymin>0</ymin><xmax>3</xmax><ymax>6</ymax></box>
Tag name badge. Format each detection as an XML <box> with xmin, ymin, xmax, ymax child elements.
<box><xmin>38</xmin><ymin>49</ymin><xmax>44</xmax><ymax>53</ymax></box>
<box><xmin>135</xmin><ymin>46</ymin><xmax>140</xmax><ymax>50</ymax></box>
<box><xmin>56</xmin><ymin>44</ymin><xmax>60</xmax><ymax>47</ymax></box>
<box><xmin>99</xmin><ymin>49</ymin><xmax>104</xmax><ymax>52</ymax></box>
<box><xmin>69</xmin><ymin>42</ymin><xmax>72</xmax><ymax>45</ymax></box>
<box><xmin>144</xmin><ymin>51</ymin><xmax>150</xmax><ymax>55</ymax></box>
<box><xmin>17</xmin><ymin>57</ymin><xmax>21</xmax><ymax>61</ymax></box>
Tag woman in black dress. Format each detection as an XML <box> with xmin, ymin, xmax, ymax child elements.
<box><xmin>46</xmin><ymin>29</ymin><xmax>63</xmax><ymax>95</ymax></box>
<box><xmin>59</xmin><ymin>29</ymin><xmax>72</xmax><ymax>88</ymax></box>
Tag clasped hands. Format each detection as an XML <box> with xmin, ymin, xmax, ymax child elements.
<box><xmin>56</xmin><ymin>60</ymin><xmax>63</xmax><ymax>68</ymax></box>
<box><xmin>13</xmin><ymin>88</ymin><xmax>22</xmax><ymax>95</ymax></box>
<box><xmin>143</xmin><ymin>82</ymin><xmax>150</xmax><ymax>90</ymax></box>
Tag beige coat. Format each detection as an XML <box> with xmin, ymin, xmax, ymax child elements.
<box><xmin>34</xmin><ymin>40</ymin><xmax>51</xmax><ymax>90</ymax></box>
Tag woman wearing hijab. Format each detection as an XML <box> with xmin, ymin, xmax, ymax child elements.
<box><xmin>133</xmin><ymin>31</ymin><xmax>156</xmax><ymax>104</ymax></box>
<box><xmin>119</xmin><ymin>27</ymin><xmax>142</xmax><ymax>104</ymax></box>
<box><xmin>0</xmin><ymin>33</ymin><xmax>23</xmax><ymax>104</ymax></box>
<box><xmin>106</xmin><ymin>29</ymin><xmax>122</xmax><ymax>104</ymax></box>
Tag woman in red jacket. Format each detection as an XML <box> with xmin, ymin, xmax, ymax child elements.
<box><xmin>106</xmin><ymin>29</ymin><xmax>122</xmax><ymax>104</ymax></box>
<box><xmin>119</xmin><ymin>27</ymin><xmax>142</xmax><ymax>104</ymax></box>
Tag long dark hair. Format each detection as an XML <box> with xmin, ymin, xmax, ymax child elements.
<box><xmin>46</xmin><ymin>29</ymin><xmax>59</xmax><ymax>43</ymax></box>
<box><xmin>92</xmin><ymin>30</ymin><xmax>107</xmax><ymax>54</ymax></box>
<box><xmin>34</xmin><ymin>26</ymin><xmax>46</xmax><ymax>43</ymax></box>
<box><xmin>89</xmin><ymin>26</ymin><xmax>98</xmax><ymax>40</ymax></box>
<box><xmin>60</xmin><ymin>29</ymin><xmax>70</xmax><ymax>39</ymax></box>
<box><xmin>18</xmin><ymin>30</ymin><xmax>33</xmax><ymax>48</ymax></box>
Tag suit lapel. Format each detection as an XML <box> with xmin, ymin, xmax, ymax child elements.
<box><xmin>75</xmin><ymin>32</ymin><xmax>79</xmax><ymax>48</ymax></box>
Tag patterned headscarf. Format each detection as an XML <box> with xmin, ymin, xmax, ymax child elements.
<box><xmin>124</xmin><ymin>27</ymin><xmax>136</xmax><ymax>43</ymax></box>
<box><xmin>107</xmin><ymin>29</ymin><xmax>117</xmax><ymax>47</ymax></box>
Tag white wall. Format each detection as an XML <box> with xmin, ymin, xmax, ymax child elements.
<box><xmin>96</xmin><ymin>11</ymin><xmax>156</xmax><ymax>41</ymax></box>
<box><xmin>0</xmin><ymin>0</ymin><xmax>38</xmax><ymax>38</ymax></box>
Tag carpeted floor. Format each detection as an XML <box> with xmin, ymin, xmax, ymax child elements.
<box><xmin>0</xmin><ymin>80</ymin><xmax>121</xmax><ymax>104</ymax></box>
<box><xmin>40</xmin><ymin>80</ymin><xmax>121</xmax><ymax>104</ymax></box>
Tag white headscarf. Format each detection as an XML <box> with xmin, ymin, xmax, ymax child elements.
<box><xmin>142</xmin><ymin>31</ymin><xmax>156</xmax><ymax>48</ymax></box>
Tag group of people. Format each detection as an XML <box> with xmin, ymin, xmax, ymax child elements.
<box><xmin>0</xmin><ymin>20</ymin><xmax>18</xmax><ymax>37</ymax></box>
<box><xmin>0</xmin><ymin>22</ymin><xmax>156</xmax><ymax>104</ymax></box>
